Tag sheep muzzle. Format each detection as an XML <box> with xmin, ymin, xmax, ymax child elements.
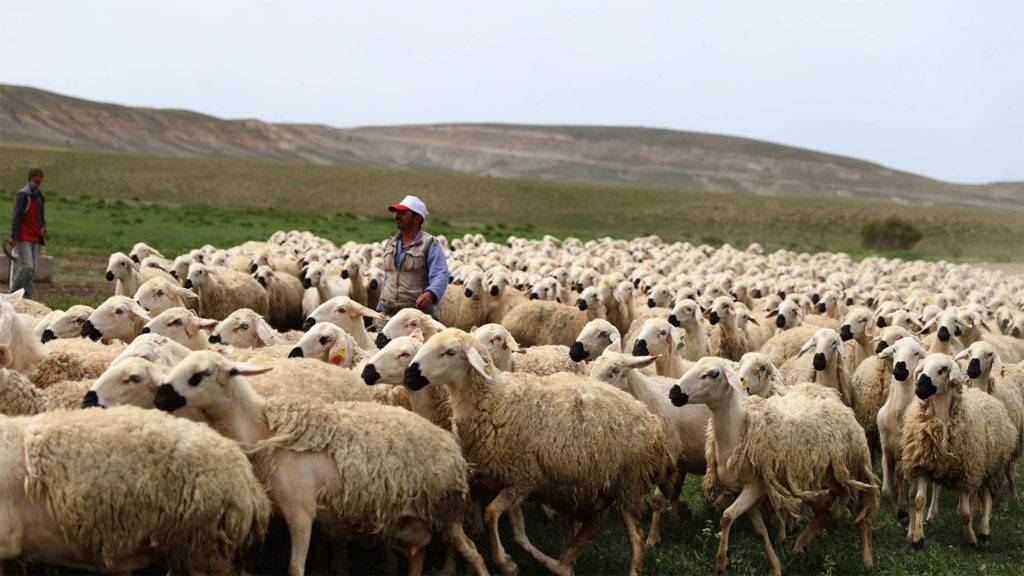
<box><xmin>208</xmin><ymin>333</ymin><xmax>222</xmax><ymax>344</ymax></box>
<box><xmin>80</xmin><ymin>320</ymin><xmax>103</xmax><ymax>341</ymax></box>
<box><xmin>404</xmin><ymin>363</ymin><xmax>429</xmax><ymax>391</ymax></box>
<box><xmin>569</xmin><ymin>342</ymin><xmax>587</xmax><ymax>362</ymax></box>
<box><xmin>667</xmin><ymin>314</ymin><xmax>680</xmax><ymax>327</ymax></box>
<box><xmin>362</xmin><ymin>364</ymin><xmax>381</xmax><ymax>385</ymax></box>
<box><xmin>893</xmin><ymin>362</ymin><xmax>909</xmax><ymax>382</ymax></box>
<box><xmin>82</xmin><ymin>390</ymin><xmax>101</xmax><ymax>409</ymax></box>
<box><xmin>301</xmin><ymin>278</ymin><xmax>312</xmax><ymax>289</ymax></box>
<box><xmin>375</xmin><ymin>332</ymin><xmax>391</xmax><ymax>349</ymax></box>
<box><xmin>302</xmin><ymin>317</ymin><xmax>316</xmax><ymax>331</ymax></box>
<box><xmin>937</xmin><ymin>327</ymin><xmax>950</xmax><ymax>342</ymax></box>
<box><xmin>812</xmin><ymin>353</ymin><xmax>827</xmax><ymax>371</ymax></box>
<box><xmin>875</xmin><ymin>340</ymin><xmax>889</xmax><ymax>355</ymax></box>
<box><xmin>288</xmin><ymin>347</ymin><xmax>304</xmax><ymax>358</ymax></box>
<box><xmin>708</xmin><ymin>311</ymin><xmax>720</xmax><ymax>326</ymax></box>
<box><xmin>140</xmin><ymin>326</ymin><xmax>151</xmax><ymax>334</ymax></box>
<box><xmin>839</xmin><ymin>325</ymin><xmax>853</xmax><ymax>341</ymax></box>
<box><xmin>669</xmin><ymin>385</ymin><xmax>689</xmax><ymax>407</ymax></box>
<box><xmin>577</xmin><ymin>299</ymin><xmax>588</xmax><ymax>311</ymax></box>
<box><xmin>775</xmin><ymin>315</ymin><xmax>786</xmax><ymax>328</ymax></box>
<box><xmin>489</xmin><ymin>285</ymin><xmax>499</xmax><ymax>296</ymax></box>
<box><xmin>40</xmin><ymin>329</ymin><xmax>56</xmax><ymax>343</ymax></box>
<box><xmin>876</xmin><ymin>317</ymin><xmax>887</xmax><ymax>328</ymax></box>
<box><xmin>915</xmin><ymin>374</ymin><xmax>936</xmax><ymax>399</ymax></box>
<box><xmin>154</xmin><ymin>384</ymin><xmax>187</xmax><ymax>412</ymax></box>
<box><xmin>632</xmin><ymin>339</ymin><xmax>649</xmax><ymax>357</ymax></box>
<box><xmin>647</xmin><ymin>298</ymin><xmax>657</xmax><ymax>308</ymax></box>
<box><xmin>104</xmin><ymin>271</ymin><xmax>115</xmax><ymax>282</ymax></box>
<box><xmin>967</xmin><ymin>359</ymin><xmax>982</xmax><ymax>379</ymax></box>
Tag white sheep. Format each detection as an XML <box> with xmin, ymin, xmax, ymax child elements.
<box><xmin>874</xmin><ymin>337</ymin><xmax>927</xmax><ymax>522</ymax></box>
<box><xmin>779</xmin><ymin>328</ymin><xmax>853</xmax><ymax>405</ymax></box>
<box><xmin>0</xmin><ymin>405</ymin><xmax>270</xmax><ymax>573</ymax></box>
<box><xmin>209</xmin><ymin>308</ymin><xmax>301</xmax><ymax>349</ymax></box>
<box><xmin>900</xmin><ymin>353</ymin><xmax>1018</xmax><ymax>549</ymax></box>
<box><xmin>588</xmin><ymin>347</ymin><xmax>710</xmax><ymax>546</ymax></box>
<box><xmin>154</xmin><ymin>352</ymin><xmax>487</xmax><ymax>576</ymax></box>
<box><xmin>304</xmin><ymin>295</ymin><xmax>381</xmax><ymax>350</ymax></box>
<box><xmin>670</xmin><ymin>358</ymin><xmax>878</xmax><ymax>575</ymax></box>
<box><xmin>839</xmin><ymin>306</ymin><xmax>876</xmax><ymax>374</ymax></box>
<box><xmin>81</xmin><ymin>295</ymin><xmax>151</xmax><ymax>344</ymax></box>
<box><xmin>105</xmin><ymin>251</ymin><xmax>176</xmax><ymax>297</ymax></box>
<box><xmin>141</xmin><ymin>307</ymin><xmax>218</xmax><ymax>350</ymax></box>
<box><xmin>0</xmin><ymin>346</ymin><xmax>93</xmax><ymax>415</ymax></box>
<box><xmin>360</xmin><ymin>332</ymin><xmax>452</xmax><ymax>430</ymax></box>
<box><xmin>471</xmin><ymin>323</ymin><xmax>583</xmax><ymax>376</ymax></box>
<box><xmin>667</xmin><ymin>298</ymin><xmax>710</xmax><ymax>361</ymax></box>
<box><xmin>252</xmin><ymin>265</ymin><xmax>305</xmax><ymax>330</ymax></box>
<box><xmin>850</xmin><ymin>325</ymin><xmax>913</xmax><ymax>449</ymax></box>
<box><xmin>404</xmin><ymin>328</ymin><xmax>670</xmax><ymax>576</ymax></box>
<box><xmin>630</xmin><ymin>317</ymin><xmax>691</xmax><ymax>378</ymax></box>
<box><xmin>185</xmin><ymin>263</ymin><xmax>269</xmax><ymax>320</ymax></box>
<box><xmin>705</xmin><ymin>296</ymin><xmax>750</xmax><ymax>362</ymax></box>
<box><xmin>376</xmin><ymin>307</ymin><xmax>447</xmax><ymax>349</ymax></box>
<box><xmin>500</xmin><ymin>299</ymin><xmax>591</xmax><ymax>347</ymax></box>
<box><xmin>436</xmin><ymin>270</ymin><xmax>489</xmax><ymax>330</ymax></box>
<box><xmin>569</xmin><ymin>318</ymin><xmax>621</xmax><ymax>363</ymax></box>
<box><xmin>736</xmin><ymin>352</ymin><xmax>787</xmax><ymax>398</ymax></box>
<box><xmin>133</xmin><ymin>276</ymin><xmax>199</xmax><ymax>316</ymax></box>
<box><xmin>287</xmin><ymin>321</ymin><xmax>369</xmax><ymax>369</ymax></box>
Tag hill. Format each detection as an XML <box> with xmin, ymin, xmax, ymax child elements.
<box><xmin>3</xmin><ymin>84</ymin><xmax>1021</xmax><ymax>211</ymax></box>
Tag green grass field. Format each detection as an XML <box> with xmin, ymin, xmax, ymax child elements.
<box><xmin>2</xmin><ymin>144</ymin><xmax>1024</xmax><ymax>574</ymax></box>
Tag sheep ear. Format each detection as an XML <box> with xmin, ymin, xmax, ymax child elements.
<box><xmin>627</xmin><ymin>355</ymin><xmax>658</xmax><ymax>369</ymax></box>
<box><xmin>953</xmin><ymin>349</ymin><xmax>969</xmax><ymax>362</ymax></box>
<box><xmin>765</xmin><ymin>310</ymin><xmax>778</xmax><ymax>319</ymax></box>
<box><xmin>917</xmin><ymin>316</ymin><xmax>936</xmax><ymax>335</ymax></box>
<box><xmin>211</xmin><ymin>344</ymin><xmax>235</xmax><ymax>357</ymax></box>
<box><xmin>255</xmin><ymin>318</ymin><xmax>275</xmax><ymax>346</ymax></box>
<box><xmin>408</xmin><ymin>328</ymin><xmax>425</xmax><ymax>343</ymax></box>
<box><xmin>2</xmin><ymin>289</ymin><xmax>25</xmax><ymax>308</ymax></box>
<box><xmin>877</xmin><ymin>345</ymin><xmax>895</xmax><ymax>359</ymax></box>
<box><xmin>465</xmin><ymin>346</ymin><xmax>493</xmax><ymax>381</ymax></box>
<box><xmin>769</xmin><ymin>363</ymin><xmax>784</xmax><ymax>384</ymax></box>
<box><xmin>351</xmin><ymin>302</ymin><xmax>381</xmax><ymax>319</ymax></box>
<box><xmin>993</xmin><ymin>352</ymin><xmax>1005</xmax><ymax>378</ymax></box>
<box><xmin>507</xmin><ymin>333</ymin><xmax>522</xmax><ymax>353</ymax></box>
<box><xmin>428</xmin><ymin>318</ymin><xmax>447</xmax><ymax>333</ymax></box>
<box><xmin>604</xmin><ymin>339</ymin><xmax>622</xmax><ymax>354</ymax></box>
<box><xmin>130</xmin><ymin>301</ymin><xmax>151</xmax><ymax>321</ymax></box>
<box><xmin>912</xmin><ymin>363</ymin><xmax>924</xmax><ymax>383</ymax></box>
<box><xmin>746</xmin><ymin>315</ymin><xmax>760</xmax><ymax>326</ymax></box>
<box><xmin>229</xmin><ymin>363</ymin><xmax>273</xmax><ymax>377</ymax></box>
<box><xmin>0</xmin><ymin>344</ymin><xmax>11</xmax><ymax>369</ymax></box>
<box><xmin>722</xmin><ymin>364</ymin><xmax>742</xmax><ymax>389</ymax></box>
<box><xmin>174</xmin><ymin>286</ymin><xmax>198</xmax><ymax>300</ymax></box>
<box><xmin>797</xmin><ymin>337</ymin><xmax>816</xmax><ymax>357</ymax></box>
<box><xmin>469</xmin><ymin>325</ymin><xmax>478</xmax><ymax>335</ymax></box>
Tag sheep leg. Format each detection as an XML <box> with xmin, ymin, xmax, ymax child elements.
<box><xmin>715</xmin><ymin>483</ymin><xmax>764</xmax><ymax>575</ymax></box>
<box><xmin>793</xmin><ymin>500</ymin><xmax>829</xmax><ymax>555</ymax></box>
<box><xmin>508</xmin><ymin>504</ymin><xmax>569</xmax><ymax>575</ymax></box>
<box><xmin>406</xmin><ymin>546</ymin><xmax>427</xmax><ymax>576</ymax></box>
<box><xmin>747</xmin><ymin>506</ymin><xmax>782</xmax><ymax>576</ymax></box>
<box><xmin>484</xmin><ymin>488</ymin><xmax>522</xmax><ymax>576</ymax></box>
<box><xmin>957</xmin><ymin>491</ymin><xmax>977</xmax><ymax>547</ymax></box>
<box><xmin>926</xmin><ymin>483</ymin><xmax>941</xmax><ymax>522</ymax></box>
<box><xmin>447</xmin><ymin>520</ymin><xmax>490</xmax><ymax>576</ymax></box>
<box><xmin>858</xmin><ymin>510</ymin><xmax>874</xmax><ymax>570</ymax></box>
<box><xmin>910</xmin><ymin>477</ymin><xmax>928</xmax><ymax>549</ymax></box>
<box><xmin>978</xmin><ymin>490</ymin><xmax>992</xmax><ymax>547</ymax></box>
<box><xmin>645</xmin><ymin>487</ymin><xmax>665</xmax><ymax>548</ymax></box>
<box><xmin>556</xmin><ymin>514</ymin><xmax>600</xmax><ymax>570</ymax></box>
<box><xmin>671</xmin><ymin>471</ymin><xmax>690</xmax><ymax>521</ymax></box>
<box><xmin>438</xmin><ymin>545</ymin><xmax>457</xmax><ymax>576</ymax></box>
<box><xmin>281</xmin><ymin>508</ymin><xmax>314</xmax><ymax>576</ymax></box>
<box><xmin>620</xmin><ymin>508</ymin><xmax>647</xmax><ymax>576</ymax></box>
<box><xmin>880</xmin><ymin>450</ymin><xmax>896</xmax><ymax>518</ymax></box>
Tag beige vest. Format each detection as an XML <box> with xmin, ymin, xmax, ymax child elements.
<box><xmin>380</xmin><ymin>232</ymin><xmax>435</xmax><ymax>312</ymax></box>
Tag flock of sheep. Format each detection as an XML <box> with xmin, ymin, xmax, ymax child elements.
<box><xmin>2</xmin><ymin>231</ymin><xmax>1024</xmax><ymax>576</ymax></box>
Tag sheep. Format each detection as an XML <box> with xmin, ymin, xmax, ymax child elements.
<box><xmin>631</xmin><ymin>318</ymin><xmax>691</xmax><ymax>378</ymax></box>
<box><xmin>0</xmin><ymin>347</ymin><xmax>92</xmax><ymax>415</ymax></box>
<box><xmin>500</xmin><ymin>299</ymin><xmax>591</xmax><ymax>347</ymax></box>
<box><xmin>110</xmin><ymin>333</ymin><xmax>192</xmax><ymax>367</ymax></box>
<box><xmin>569</xmin><ymin>319</ymin><xmax>621</xmax><ymax>363</ymax></box>
<box><xmin>920</xmin><ymin>308</ymin><xmax>965</xmax><ymax>355</ymax></box>
<box><xmin>667</xmin><ymin>298</ymin><xmax>710</xmax><ymax>361</ymax></box>
<box><xmin>209</xmin><ymin>308</ymin><xmax>301</xmax><ymax>349</ymax></box>
<box><xmin>81</xmin><ymin>295</ymin><xmax>151</xmax><ymax>344</ymax></box>
<box><xmin>30</xmin><ymin>309</ymin><xmax>63</xmax><ymax>344</ymax></box>
<box><xmin>105</xmin><ymin>251</ymin><xmax>177</xmax><ymax>297</ymax></box>
<box><xmin>403</xmin><ymin>328</ymin><xmax>671</xmax><ymax>576</ymax></box>
<box><xmin>0</xmin><ymin>405</ymin><xmax>271</xmax><ymax>574</ymax></box>
<box><xmin>760</xmin><ymin>324</ymin><xmax>821</xmax><ymax>367</ymax></box>
<box><xmin>27</xmin><ymin>338</ymin><xmax>126</xmax><ymax>389</ymax></box>
<box><xmin>588</xmin><ymin>347</ymin><xmax>710</xmax><ymax>546</ymax></box>
<box><xmin>253</xmin><ymin>265</ymin><xmax>305</xmax><ymax>330</ymax></box>
<box><xmin>141</xmin><ymin>307</ymin><xmax>218</xmax><ymax>350</ymax></box>
<box><xmin>705</xmin><ymin>296</ymin><xmax>750</xmax><ymax>362</ymax></box>
<box><xmin>360</xmin><ymin>332</ymin><xmax>452</xmax><ymax>430</ymax></box>
<box><xmin>956</xmin><ymin>341</ymin><xmax>1024</xmax><ymax>457</ymax></box>
<box><xmin>376</xmin><ymin>307</ymin><xmax>447</xmax><ymax>349</ymax></box>
<box><xmin>436</xmin><ymin>270</ymin><xmax>489</xmax><ymax>330</ymax></box>
<box><xmin>14</xmin><ymin>297</ymin><xmax>53</xmax><ymax>319</ymax></box>
<box><xmin>850</xmin><ymin>325</ymin><xmax>914</xmax><ymax>449</ymax></box>
<box><xmin>186</xmin><ymin>263</ymin><xmax>270</xmax><ymax>320</ymax></box>
<box><xmin>472</xmin><ymin>323</ymin><xmax>583</xmax><ymax>376</ymax></box>
<box><xmin>874</xmin><ymin>337</ymin><xmax>928</xmax><ymax>522</ymax></box>
<box><xmin>0</xmin><ymin>290</ymin><xmax>46</xmax><ymax>370</ymax></box>
<box><xmin>669</xmin><ymin>358</ymin><xmax>878</xmax><ymax>575</ymax></box>
<box><xmin>128</xmin><ymin>241</ymin><xmax>171</xmax><ymax>267</ymax></box>
<box><xmin>38</xmin><ymin>305</ymin><xmax>94</xmax><ymax>343</ymax></box>
<box><xmin>839</xmin><ymin>306</ymin><xmax>875</xmax><ymax>373</ymax></box>
<box><xmin>736</xmin><ymin>352</ymin><xmax>787</xmax><ymax>398</ymax></box>
<box><xmin>302</xmin><ymin>261</ymin><xmax>350</xmax><ymax>304</ymax></box>
<box><xmin>365</xmin><ymin>265</ymin><xmax>386</xmax><ymax>311</ymax></box>
<box><xmin>779</xmin><ymin>328</ymin><xmax>853</xmax><ymax>405</ymax></box>
<box><xmin>484</xmin><ymin>270</ymin><xmax>529</xmax><ymax>323</ymax></box>
<box><xmin>339</xmin><ymin>255</ymin><xmax>370</xmax><ymax>306</ymax></box>
<box><xmin>133</xmin><ymin>276</ymin><xmax>199</xmax><ymax>316</ymax></box>
<box><xmin>287</xmin><ymin>322</ymin><xmax>369</xmax><ymax>369</ymax></box>
<box><xmin>304</xmin><ymin>295</ymin><xmax>381</xmax><ymax>350</ymax></box>
<box><xmin>249</xmin><ymin>248</ymin><xmax>302</xmax><ymax>278</ymax></box>
<box><xmin>154</xmin><ymin>352</ymin><xmax>487</xmax><ymax>576</ymax></box>
<box><xmin>735</xmin><ymin>303</ymin><xmax>773</xmax><ymax>350</ymax></box>
<box><xmin>900</xmin><ymin>353</ymin><xmax>1018</xmax><ymax>549</ymax></box>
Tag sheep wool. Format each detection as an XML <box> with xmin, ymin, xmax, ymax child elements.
<box><xmin>704</xmin><ymin>383</ymin><xmax>879</xmax><ymax>523</ymax></box>
<box><xmin>5</xmin><ymin>407</ymin><xmax>270</xmax><ymax>573</ymax></box>
<box><xmin>500</xmin><ymin>300</ymin><xmax>589</xmax><ymax>347</ymax></box>
<box><xmin>511</xmin><ymin>345</ymin><xmax>584</xmax><ymax>376</ymax></box>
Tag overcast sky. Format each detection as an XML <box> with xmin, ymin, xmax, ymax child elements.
<box><xmin>4</xmin><ymin>0</ymin><xmax>1021</xmax><ymax>184</ymax></box>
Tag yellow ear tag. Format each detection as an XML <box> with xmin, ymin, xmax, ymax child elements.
<box><xmin>330</xmin><ymin>345</ymin><xmax>347</xmax><ymax>366</ymax></box>
<box><xmin>740</xmin><ymin>377</ymin><xmax>749</xmax><ymax>390</ymax></box>
<box><xmin>676</xmin><ymin>340</ymin><xmax>685</xmax><ymax>351</ymax></box>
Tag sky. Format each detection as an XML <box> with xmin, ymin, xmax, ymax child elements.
<box><xmin>3</xmin><ymin>0</ymin><xmax>1022</xmax><ymax>184</ymax></box>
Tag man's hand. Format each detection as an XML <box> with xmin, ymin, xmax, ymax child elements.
<box><xmin>8</xmin><ymin>238</ymin><xmax>15</xmax><ymax>248</ymax></box>
<box><xmin>416</xmin><ymin>292</ymin><xmax>435</xmax><ymax>311</ymax></box>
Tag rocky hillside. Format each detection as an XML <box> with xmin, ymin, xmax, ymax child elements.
<box><xmin>3</xmin><ymin>84</ymin><xmax>1021</xmax><ymax>210</ymax></box>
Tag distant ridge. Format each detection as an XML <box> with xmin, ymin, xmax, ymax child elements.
<box><xmin>2</xmin><ymin>84</ymin><xmax>1021</xmax><ymax>210</ymax></box>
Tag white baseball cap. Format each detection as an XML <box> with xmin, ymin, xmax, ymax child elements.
<box><xmin>388</xmin><ymin>195</ymin><xmax>429</xmax><ymax>222</ymax></box>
